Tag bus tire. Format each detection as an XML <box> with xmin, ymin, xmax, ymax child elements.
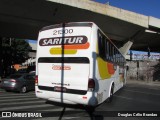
<box><xmin>107</xmin><ymin>84</ymin><xmax>114</xmax><ymax>103</ymax></box>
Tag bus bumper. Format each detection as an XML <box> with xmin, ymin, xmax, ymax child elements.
<box><xmin>35</xmin><ymin>87</ymin><xmax>98</xmax><ymax>106</ymax></box>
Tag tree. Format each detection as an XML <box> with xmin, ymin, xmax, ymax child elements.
<box><xmin>1</xmin><ymin>38</ymin><xmax>31</xmax><ymax>77</ymax></box>
<box><xmin>11</xmin><ymin>38</ymin><xmax>31</xmax><ymax>64</ymax></box>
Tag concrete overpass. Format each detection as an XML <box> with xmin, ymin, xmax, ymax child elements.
<box><xmin>0</xmin><ymin>0</ymin><xmax>160</xmax><ymax>52</ymax></box>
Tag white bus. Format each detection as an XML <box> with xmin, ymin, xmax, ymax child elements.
<box><xmin>35</xmin><ymin>22</ymin><xmax>126</xmax><ymax>106</ymax></box>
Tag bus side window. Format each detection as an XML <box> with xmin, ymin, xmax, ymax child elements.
<box><xmin>109</xmin><ymin>43</ymin><xmax>113</xmax><ymax>62</ymax></box>
<box><xmin>105</xmin><ymin>40</ymin><xmax>109</xmax><ymax>60</ymax></box>
<box><xmin>98</xmin><ymin>31</ymin><xmax>106</xmax><ymax>60</ymax></box>
<box><xmin>113</xmin><ymin>47</ymin><xmax>116</xmax><ymax>63</ymax></box>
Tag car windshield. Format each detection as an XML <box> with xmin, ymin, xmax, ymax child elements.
<box><xmin>8</xmin><ymin>74</ymin><xmax>22</xmax><ymax>79</ymax></box>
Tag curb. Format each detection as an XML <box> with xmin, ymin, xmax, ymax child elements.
<box><xmin>126</xmin><ymin>80</ymin><xmax>160</xmax><ymax>88</ymax></box>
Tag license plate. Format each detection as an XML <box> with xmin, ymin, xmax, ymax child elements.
<box><xmin>54</xmin><ymin>87</ymin><xmax>66</xmax><ymax>92</ymax></box>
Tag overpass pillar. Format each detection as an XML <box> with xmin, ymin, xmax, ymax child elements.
<box><xmin>0</xmin><ymin>38</ymin><xmax>2</xmax><ymax>79</ymax></box>
<box><xmin>119</xmin><ymin>40</ymin><xmax>133</xmax><ymax>57</ymax></box>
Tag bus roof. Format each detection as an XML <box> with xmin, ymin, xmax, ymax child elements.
<box><xmin>39</xmin><ymin>22</ymin><xmax>94</xmax><ymax>32</ymax></box>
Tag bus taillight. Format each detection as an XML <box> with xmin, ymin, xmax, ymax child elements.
<box><xmin>88</xmin><ymin>79</ymin><xmax>95</xmax><ymax>91</ymax></box>
<box><xmin>35</xmin><ymin>75</ymin><xmax>38</xmax><ymax>85</ymax></box>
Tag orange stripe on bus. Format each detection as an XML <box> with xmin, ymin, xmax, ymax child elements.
<box><xmin>64</xmin><ymin>42</ymin><xmax>90</xmax><ymax>49</ymax></box>
<box><xmin>107</xmin><ymin>63</ymin><xmax>115</xmax><ymax>74</ymax></box>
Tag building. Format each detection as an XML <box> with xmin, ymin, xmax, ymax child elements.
<box><xmin>22</xmin><ymin>42</ymin><xmax>37</xmax><ymax>66</ymax></box>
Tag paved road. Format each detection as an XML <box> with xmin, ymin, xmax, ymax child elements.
<box><xmin>0</xmin><ymin>82</ymin><xmax>160</xmax><ymax>120</ymax></box>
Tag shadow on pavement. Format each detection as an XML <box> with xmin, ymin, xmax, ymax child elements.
<box><xmin>45</xmin><ymin>100</ymin><xmax>104</xmax><ymax>120</ymax></box>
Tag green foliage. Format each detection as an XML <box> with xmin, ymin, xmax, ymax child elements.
<box><xmin>14</xmin><ymin>39</ymin><xmax>31</xmax><ymax>62</ymax></box>
<box><xmin>2</xmin><ymin>38</ymin><xmax>31</xmax><ymax>64</ymax></box>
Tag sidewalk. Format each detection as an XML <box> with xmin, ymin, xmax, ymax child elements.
<box><xmin>126</xmin><ymin>79</ymin><xmax>160</xmax><ymax>88</ymax></box>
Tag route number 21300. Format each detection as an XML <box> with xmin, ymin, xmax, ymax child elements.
<box><xmin>53</xmin><ymin>29</ymin><xmax>73</xmax><ymax>35</ymax></box>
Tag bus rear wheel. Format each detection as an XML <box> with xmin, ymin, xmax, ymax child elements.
<box><xmin>107</xmin><ymin>84</ymin><xmax>114</xmax><ymax>103</ymax></box>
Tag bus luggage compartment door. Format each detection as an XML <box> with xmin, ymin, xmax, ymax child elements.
<box><xmin>38</xmin><ymin>57</ymin><xmax>90</xmax><ymax>94</ymax></box>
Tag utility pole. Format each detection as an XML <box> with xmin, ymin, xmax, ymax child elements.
<box><xmin>137</xmin><ymin>60</ymin><xmax>139</xmax><ymax>80</ymax></box>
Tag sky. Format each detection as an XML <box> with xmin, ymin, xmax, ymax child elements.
<box><xmin>95</xmin><ymin>0</ymin><xmax>160</xmax><ymax>18</ymax></box>
<box><xmin>27</xmin><ymin>40</ymin><xmax>37</xmax><ymax>44</ymax></box>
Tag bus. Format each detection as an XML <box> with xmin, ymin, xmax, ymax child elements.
<box><xmin>35</xmin><ymin>22</ymin><xmax>126</xmax><ymax>106</ymax></box>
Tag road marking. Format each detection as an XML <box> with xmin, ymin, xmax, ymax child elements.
<box><xmin>0</xmin><ymin>100</ymin><xmax>45</xmax><ymax>106</ymax></box>
<box><xmin>0</xmin><ymin>97</ymin><xmax>40</xmax><ymax>102</ymax></box>
<box><xmin>33</xmin><ymin>117</ymin><xmax>82</xmax><ymax>120</ymax></box>
<box><xmin>124</xmin><ymin>89</ymin><xmax>160</xmax><ymax>96</ymax></box>
<box><xmin>32</xmin><ymin>117</ymin><xmax>60</xmax><ymax>120</ymax></box>
<box><xmin>39</xmin><ymin>107</ymin><xmax>64</xmax><ymax>112</ymax></box>
<box><xmin>35</xmin><ymin>108</ymin><xmax>83</xmax><ymax>119</ymax></box>
<box><xmin>61</xmin><ymin>117</ymin><xmax>80</xmax><ymax>120</ymax></box>
<box><xmin>0</xmin><ymin>104</ymin><xmax>53</xmax><ymax>111</ymax></box>
<box><xmin>38</xmin><ymin>107</ymin><xmax>78</xmax><ymax>112</ymax></box>
<box><xmin>0</xmin><ymin>92</ymin><xmax>35</xmax><ymax>97</ymax></box>
<box><xmin>0</xmin><ymin>95</ymin><xmax>36</xmax><ymax>99</ymax></box>
<box><xmin>0</xmin><ymin>90</ymin><xmax>82</xmax><ymax>120</ymax></box>
<box><xmin>37</xmin><ymin>108</ymin><xmax>64</xmax><ymax>112</ymax></box>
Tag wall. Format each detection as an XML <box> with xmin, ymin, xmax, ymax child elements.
<box><xmin>126</xmin><ymin>60</ymin><xmax>159</xmax><ymax>82</ymax></box>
